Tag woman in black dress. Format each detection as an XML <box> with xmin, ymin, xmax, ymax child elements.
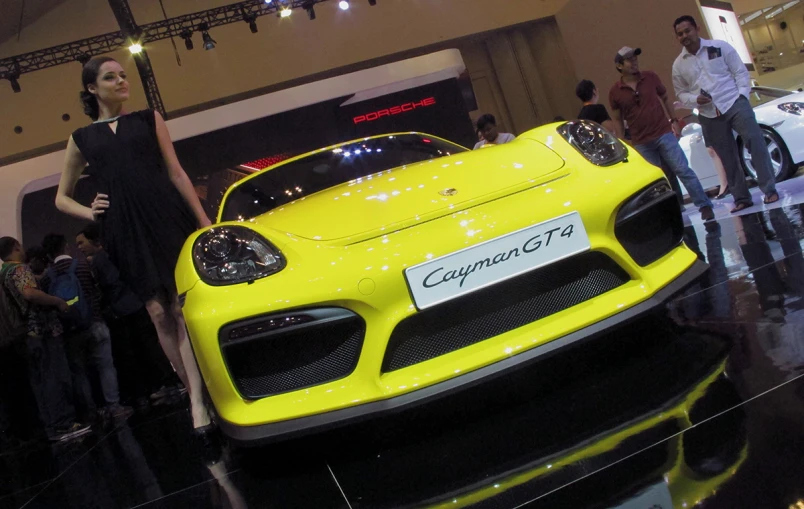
<box><xmin>55</xmin><ymin>57</ymin><xmax>211</xmax><ymax>433</ymax></box>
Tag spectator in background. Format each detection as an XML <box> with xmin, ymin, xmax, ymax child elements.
<box><xmin>609</xmin><ymin>46</ymin><xmax>715</xmax><ymax>222</ymax></box>
<box><xmin>575</xmin><ymin>79</ymin><xmax>615</xmax><ymax>133</ymax></box>
<box><xmin>0</xmin><ymin>237</ymin><xmax>91</xmax><ymax>442</ymax></box>
<box><xmin>41</xmin><ymin>233</ymin><xmax>131</xmax><ymax>422</ymax></box>
<box><xmin>474</xmin><ymin>114</ymin><xmax>515</xmax><ymax>150</ymax></box>
<box><xmin>76</xmin><ymin>224</ymin><xmax>181</xmax><ymax>408</ymax></box>
<box><xmin>672</xmin><ymin>14</ymin><xmax>778</xmax><ymax>212</ymax></box>
<box><xmin>25</xmin><ymin>246</ymin><xmax>49</xmax><ymax>282</ymax></box>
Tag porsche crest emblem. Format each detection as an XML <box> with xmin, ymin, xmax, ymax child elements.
<box><xmin>439</xmin><ymin>188</ymin><xmax>458</xmax><ymax>197</ymax></box>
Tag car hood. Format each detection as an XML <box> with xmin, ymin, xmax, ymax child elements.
<box><xmin>756</xmin><ymin>91</ymin><xmax>804</xmax><ymax>113</ymax></box>
<box><xmin>250</xmin><ymin>139</ymin><xmax>566</xmax><ymax>243</ymax></box>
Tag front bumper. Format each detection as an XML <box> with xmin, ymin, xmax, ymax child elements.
<box><xmin>219</xmin><ymin>259</ymin><xmax>709</xmax><ymax>445</ymax></box>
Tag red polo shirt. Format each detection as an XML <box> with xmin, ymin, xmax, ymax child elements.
<box><xmin>608</xmin><ymin>70</ymin><xmax>672</xmax><ymax>146</ymax></box>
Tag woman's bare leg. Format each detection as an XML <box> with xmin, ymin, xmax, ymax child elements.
<box><xmin>171</xmin><ymin>294</ymin><xmax>210</xmax><ymax>429</ymax></box>
<box><xmin>145</xmin><ymin>294</ymin><xmax>210</xmax><ymax>429</ymax></box>
<box><xmin>708</xmin><ymin>147</ymin><xmax>729</xmax><ymax>195</ymax></box>
<box><xmin>145</xmin><ymin>295</ymin><xmax>188</xmax><ymax>387</ymax></box>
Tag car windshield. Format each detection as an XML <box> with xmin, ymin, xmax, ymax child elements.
<box><xmin>748</xmin><ymin>87</ymin><xmax>793</xmax><ymax>108</ymax></box>
<box><xmin>221</xmin><ymin>134</ymin><xmax>467</xmax><ymax>222</ymax></box>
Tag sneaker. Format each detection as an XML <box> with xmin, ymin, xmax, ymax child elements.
<box><xmin>101</xmin><ymin>405</ymin><xmax>134</xmax><ymax>420</ymax></box>
<box><xmin>700</xmin><ymin>206</ymin><xmax>715</xmax><ymax>222</ymax></box>
<box><xmin>150</xmin><ymin>386</ymin><xmax>172</xmax><ymax>401</ymax></box>
<box><xmin>134</xmin><ymin>397</ymin><xmax>150</xmax><ymax>410</ymax></box>
<box><xmin>51</xmin><ymin>423</ymin><xmax>92</xmax><ymax>442</ymax></box>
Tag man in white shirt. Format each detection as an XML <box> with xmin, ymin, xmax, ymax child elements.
<box><xmin>473</xmin><ymin>114</ymin><xmax>515</xmax><ymax>150</ymax></box>
<box><xmin>672</xmin><ymin>15</ymin><xmax>779</xmax><ymax>213</ymax></box>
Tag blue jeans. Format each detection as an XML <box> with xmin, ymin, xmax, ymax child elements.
<box><xmin>65</xmin><ymin>322</ymin><xmax>120</xmax><ymax>412</ymax></box>
<box><xmin>635</xmin><ymin>132</ymin><xmax>713</xmax><ymax>210</ymax></box>
<box><xmin>23</xmin><ymin>335</ymin><xmax>77</xmax><ymax>437</ymax></box>
<box><xmin>700</xmin><ymin>96</ymin><xmax>777</xmax><ymax>206</ymax></box>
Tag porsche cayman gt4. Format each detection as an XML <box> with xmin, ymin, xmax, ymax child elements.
<box><xmin>175</xmin><ymin>123</ymin><xmax>708</xmax><ymax>443</ymax></box>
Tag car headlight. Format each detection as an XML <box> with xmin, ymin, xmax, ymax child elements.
<box><xmin>556</xmin><ymin>120</ymin><xmax>628</xmax><ymax>166</ymax></box>
<box><xmin>778</xmin><ymin>103</ymin><xmax>804</xmax><ymax>115</ymax></box>
<box><xmin>193</xmin><ymin>226</ymin><xmax>285</xmax><ymax>285</ymax></box>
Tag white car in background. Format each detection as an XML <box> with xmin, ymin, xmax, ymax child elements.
<box><xmin>679</xmin><ymin>87</ymin><xmax>804</xmax><ymax>194</ymax></box>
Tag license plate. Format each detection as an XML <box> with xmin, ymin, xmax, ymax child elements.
<box><xmin>405</xmin><ymin>212</ymin><xmax>590</xmax><ymax>310</ymax></box>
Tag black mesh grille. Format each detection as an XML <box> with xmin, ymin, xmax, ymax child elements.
<box><xmin>615</xmin><ymin>194</ymin><xmax>684</xmax><ymax>266</ymax></box>
<box><xmin>221</xmin><ymin>310</ymin><xmax>364</xmax><ymax>399</ymax></box>
<box><xmin>383</xmin><ymin>252</ymin><xmax>629</xmax><ymax>372</ymax></box>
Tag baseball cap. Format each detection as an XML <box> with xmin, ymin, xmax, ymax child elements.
<box><xmin>614</xmin><ymin>46</ymin><xmax>642</xmax><ymax>64</ymax></box>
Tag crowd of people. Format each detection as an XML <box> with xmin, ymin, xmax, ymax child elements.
<box><xmin>474</xmin><ymin>15</ymin><xmax>780</xmax><ymax>221</ymax></box>
<box><xmin>0</xmin><ymin>229</ymin><xmax>184</xmax><ymax>446</ymax></box>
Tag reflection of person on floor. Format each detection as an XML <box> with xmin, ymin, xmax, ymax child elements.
<box><xmin>206</xmin><ymin>446</ymin><xmax>248</xmax><ymax>509</ymax></box>
<box><xmin>673</xmin><ymin>15</ymin><xmax>779</xmax><ymax>212</ymax></box>
<box><xmin>736</xmin><ymin>213</ymin><xmax>786</xmax><ymax>320</ymax></box>
<box><xmin>767</xmin><ymin>208</ymin><xmax>804</xmax><ymax>296</ymax></box>
<box><xmin>757</xmin><ymin>208</ymin><xmax>804</xmax><ymax>377</ymax></box>
<box><xmin>673</xmin><ymin>223</ymin><xmax>732</xmax><ymax>323</ymax></box>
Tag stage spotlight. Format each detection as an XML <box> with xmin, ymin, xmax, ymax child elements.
<box><xmin>279</xmin><ymin>7</ymin><xmax>292</xmax><ymax>17</ymax></box>
<box><xmin>368</xmin><ymin>0</ymin><xmax>376</xmax><ymax>4</ymax></box>
<box><xmin>303</xmin><ymin>2</ymin><xmax>316</xmax><ymax>20</ymax></box>
<box><xmin>202</xmin><ymin>31</ymin><xmax>216</xmax><ymax>50</ymax></box>
<box><xmin>180</xmin><ymin>29</ymin><xmax>193</xmax><ymax>50</ymax></box>
<box><xmin>265</xmin><ymin>0</ymin><xmax>272</xmax><ymax>3</ymax></box>
<box><xmin>128</xmin><ymin>42</ymin><xmax>143</xmax><ymax>54</ymax></box>
<box><xmin>76</xmin><ymin>53</ymin><xmax>91</xmax><ymax>65</ymax></box>
<box><xmin>9</xmin><ymin>75</ymin><xmax>21</xmax><ymax>93</ymax></box>
<box><xmin>339</xmin><ymin>0</ymin><xmax>350</xmax><ymax>10</ymax></box>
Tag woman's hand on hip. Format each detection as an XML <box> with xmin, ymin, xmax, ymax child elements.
<box><xmin>91</xmin><ymin>193</ymin><xmax>110</xmax><ymax>220</ymax></box>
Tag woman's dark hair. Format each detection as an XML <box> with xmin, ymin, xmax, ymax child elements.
<box><xmin>673</xmin><ymin>15</ymin><xmax>698</xmax><ymax>30</ymax></box>
<box><xmin>80</xmin><ymin>56</ymin><xmax>117</xmax><ymax>121</ymax></box>
<box><xmin>575</xmin><ymin>79</ymin><xmax>596</xmax><ymax>102</ymax></box>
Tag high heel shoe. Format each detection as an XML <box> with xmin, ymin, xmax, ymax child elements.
<box><xmin>715</xmin><ymin>186</ymin><xmax>730</xmax><ymax>199</ymax></box>
<box><xmin>192</xmin><ymin>423</ymin><xmax>220</xmax><ymax>451</ymax></box>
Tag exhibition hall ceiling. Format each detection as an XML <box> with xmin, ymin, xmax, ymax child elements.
<box><xmin>0</xmin><ymin>0</ymin><xmax>68</xmax><ymax>44</ymax></box>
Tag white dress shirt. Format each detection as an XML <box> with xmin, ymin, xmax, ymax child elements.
<box><xmin>672</xmin><ymin>38</ymin><xmax>751</xmax><ymax>118</ymax></box>
<box><xmin>473</xmin><ymin>132</ymin><xmax>515</xmax><ymax>150</ymax></box>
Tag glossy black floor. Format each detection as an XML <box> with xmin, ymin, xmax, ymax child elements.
<box><xmin>4</xmin><ymin>202</ymin><xmax>804</xmax><ymax>508</ymax></box>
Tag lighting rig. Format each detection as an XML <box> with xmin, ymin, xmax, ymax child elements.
<box><xmin>0</xmin><ymin>0</ymin><xmax>378</xmax><ymax>93</ymax></box>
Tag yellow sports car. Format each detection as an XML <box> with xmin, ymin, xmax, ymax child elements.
<box><xmin>176</xmin><ymin>122</ymin><xmax>708</xmax><ymax>443</ymax></box>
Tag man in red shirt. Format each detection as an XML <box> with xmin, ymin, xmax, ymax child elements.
<box><xmin>609</xmin><ymin>47</ymin><xmax>714</xmax><ymax>222</ymax></box>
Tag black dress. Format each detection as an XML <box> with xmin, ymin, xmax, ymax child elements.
<box><xmin>71</xmin><ymin>110</ymin><xmax>197</xmax><ymax>302</ymax></box>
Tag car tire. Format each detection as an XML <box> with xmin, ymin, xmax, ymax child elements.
<box><xmin>739</xmin><ymin>127</ymin><xmax>794</xmax><ymax>182</ymax></box>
